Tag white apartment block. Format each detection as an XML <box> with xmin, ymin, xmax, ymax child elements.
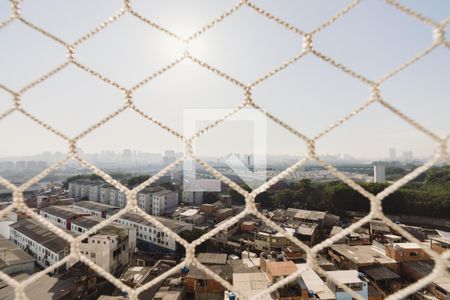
<box><xmin>109</xmin><ymin>188</ymin><xmax>118</xmax><ymax>206</ymax></box>
<box><xmin>68</xmin><ymin>180</ymin><xmax>102</xmax><ymax>201</ymax></box>
<box><xmin>117</xmin><ymin>190</ymin><xmax>127</xmax><ymax>208</ymax></box>
<box><xmin>114</xmin><ymin>212</ymin><xmax>192</xmax><ymax>251</ymax></box>
<box><xmin>373</xmin><ymin>162</ymin><xmax>386</xmax><ymax>183</ymax></box>
<box><xmin>152</xmin><ymin>190</ymin><xmax>178</xmax><ymax>216</ymax></box>
<box><xmin>9</xmin><ymin>219</ymin><xmax>69</xmax><ymax>269</ymax></box>
<box><xmin>182</xmin><ymin>191</ymin><xmax>203</xmax><ymax>205</ymax></box>
<box><xmin>88</xmin><ymin>184</ymin><xmax>101</xmax><ymax>202</ymax></box>
<box><xmin>138</xmin><ymin>191</ymin><xmax>152</xmax><ymax>213</ymax></box>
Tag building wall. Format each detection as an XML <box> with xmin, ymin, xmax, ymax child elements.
<box><xmin>99</xmin><ymin>187</ymin><xmax>110</xmax><ymax>204</ymax></box>
<box><xmin>117</xmin><ymin>191</ymin><xmax>127</xmax><ymax>208</ymax></box>
<box><xmin>183</xmin><ymin>191</ymin><xmax>203</xmax><ymax>205</ymax></box>
<box><xmin>385</xmin><ymin>245</ymin><xmax>430</xmax><ymax>262</ymax></box>
<box><xmin>152</xmin><ymin>191</ymin><xmax>178</xmax><ymax>216</ymax></box>
<box><xmin>115</xmin><ymin>217</ymin><xmax>191</xmax><ymax>251</ymax></box>
<box><xmin>109</xmin><ymin>189</ymin><xmax>118</xmax><ymax>207</ymax></box>
<box><xmin>39</xmin><ymin>211</ymin><xmax>69</xmax><ymax>230</ymax></box>
<box><xmin>184</xmin><ymin>277</ymin><xmax>226</xmax><ymax>299</ymax></box>
<box><xmin>138</xmin><ymin>192</ymin><xmax>152</xmax><ymax>213</ymax></box>
<box><xmin>9</xmin><ymin>227</ymin><xmax>67</xmax><ymax>269</ymax></box>
<box><xmin>72</xmin><ymin>205</ymin><xmax>103</xmax><ymax>218</ymax></box>
<box><xmin>88</xmin><ymin>185</ymin><xmax>100</xmax><ymax>202</ymax></box>
<box><xmin>79</xmin><ymin>234</ymin><xmax>130</xmax><ymax>274</ymax></box>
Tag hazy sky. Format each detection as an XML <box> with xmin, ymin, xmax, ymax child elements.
<box><xmin>0</xmin><ymin>0</ymin><xmax>449</xmax><ymax>160</ymax></box>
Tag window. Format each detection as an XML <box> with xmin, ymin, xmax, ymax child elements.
<box><xmin>410</xmin><ymin>252</ymin><xmax>419</xmax><ymax>257</ymax></box>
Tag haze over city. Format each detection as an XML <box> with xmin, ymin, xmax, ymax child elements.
<box><xmin>0</xmin><ymin>0</ymin><xmax>449</xmax><ymax>159</ymax></box>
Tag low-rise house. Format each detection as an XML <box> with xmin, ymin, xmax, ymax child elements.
<box><xmin>266</xmin><ymin>260</ymin><xmax>302</xmax><ymax>299</ymax></box>
<box><xmin>72</xmin><ymin>201</ymin><xmax>117</xmax><ymax>218</ymax></box>
<box><xmin>328</xmin><ymin>244</ymin><xmax>398</xmax><ymax>272</ymax></box>
<box><xmin>369</xmin><ymin>220</ymin><xmax>391</xmax><ymax>242</ymax></box>
<box><xmin>326</xmin><ymin>270</ymin><xmax>369</xmax><ymax>300</ymax></box>
<box><xmin>297</xmin><ymin>265</ymin><xmax>335</xmax><ymax>300</ymax></box>
<box><xmin>286</xmin><ymin>208</ymin><xmax>339</xmax><ymax>229</ymax></box>
<box><xmin>402</xmin><ymin>260</ymin><xmax>450</xmax><ymax>299</ymax></box>
<box><xmin>232</xmin><ymin>272</ymin><xmax>275</xmax><ymax>300</ymax></box>
<box><xmin>255</xmin><ymin>226</ymin><xmax>294</xmax><ymax>252</ymax></box>
<box><xmin>429</xmin><ymin>231</ymin><xmax>450</xmax><ymax>254</ymax></box>
<box><xmin>294</xmin><ymin>223</ymin><xmax>319</xmax><ymax>247</ymax></box>
<box><xmin>39</xmin><ymin>205</ymin><xmax>88</xmax><ymax>230</ymax></box>
<box><xmin>385</xmin><ymin>242</ymin><xmax>430</xmax><ymax>262</ymax></box>
<box><xmin>114</xmin><ymin>212</ymin><xmax>192</xmax><ymax>252</ymax></box>
<box><xmin>216</xmin><ymin>208</ymin><xmax>234</xmax><ymax>222</ymax></box>
<box><xmin>184</xmin><ymin>253</ymin><xmax>232</xmax><ymax>300</ymax></box>
<box><xmin>211</xmin><ymin>217</ymin><xmax>241</xmax><ymax>252</ymax></box>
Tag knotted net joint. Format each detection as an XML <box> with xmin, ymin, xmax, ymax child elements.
<box><xmin>307</xmin><ymin>140</ymin><xmax>317</xmax><ymax>159</ymax></box>
<box><xmin>66</xmin><ymin>46</ymin><xmax>76</xmax><ymax>62</ymax></box>
<box><xmin>370</xmin><ymin>84</ymin><xmax>381</xmax><ymax>101</ymax></box>
<box><xmin>433</xmin><ymin>26</ymin><xmax>445</xmax><ymax>45</ymax></box>
<box><xmin>244</xmin><ymin>87</ymin><xmax>254</xmax><ymax>105</ymax></box>
<box><xmin>123</xmin><ymin>90</ymin><xmax>133</xmax><ymax>106</ymax></box>
<box><xmin>303</xmin><ymin>34</ymin><xmax>313</xmax><ymax>52</ymax></box>
<box><xmin>12</xmin><ymin>94</ymin><xmax>21</xmax><ymax>109</ymax></box>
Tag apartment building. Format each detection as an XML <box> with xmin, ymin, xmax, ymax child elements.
<box><xmin>9</xmin><ymin>219</ymin><xmax>69</xmax><ymax>270</ymax></box>
<box><xmin>117</xmin><ymin>190</ymin><xmax>127</xmax><ymax>208</ymax></box>
<box><xmin>255</xmin><ymin>226</ymin><xmax>294</xmax><ymax>252</ymax></box>
<box><xmin>182</xmin><ymin>191</ymin><xmax>203</xmax><ymax>205</ymax></box>
<box><xmin>152</xmin><ymin>190</ymin><xmax>178</xmax><ymax>216</ymax></box>
<box><xmin>109</xmin><ymin>188</ymin><xmax>118</xmax><ymax>207</ymax></box>
<box><xmin>68</xmin><ymin>180</ymin><xmax>103</xmax><ymax>200</ymax></box>
<box><xmin>99</xmin><ymin>185</ymin><xmax>111</xmax><ymax>204</ymax></box>
<box><xmin>138</xmin><ymin>190</ymin><xmax>152</xmax><ymax>213</ymax></box>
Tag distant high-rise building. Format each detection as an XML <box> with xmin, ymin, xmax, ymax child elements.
<box><xmin>163</xmin><ymin>150</ymin><xmax>176</xmax><ymax>165</ymax></box>
<box><xmin>389</xmin><ymin>148</ymin><xmax>396</xmax><ymax>161</ymax></box>
<box><xmin>123</xmin><ymin>149</ymin><xmax>132</xmax><ymax>159</ymax></box>
<box><xmin>403</xmin><ymin>151</ymin><xmax>413</xmax><ymax>161</ymax></box>
<box><xmin>373</xmin><ymin>162</ymin><xmax>386</xmax><ymax>183</ymax></box>
<box><xmin>243</xmin><ymin>154</ymin><xmax>253</xmax><ymax>167</ymax></box>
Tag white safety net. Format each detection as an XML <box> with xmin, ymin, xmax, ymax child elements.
<box><xmin>0</xmin><ymin>0</ymin><xmax>449</xmax><ymax>299</ymax></box>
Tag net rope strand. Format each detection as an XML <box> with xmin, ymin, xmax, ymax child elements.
<box><xmin>0</xmin><ymin>0</ymin><xmax>448</xmax><ymax>299</ymax></box>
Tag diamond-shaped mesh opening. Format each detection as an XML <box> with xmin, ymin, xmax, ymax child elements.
<box><xmin>0</xmin><ymin>0</ymin><xmax>449</xmax><ymax>299</ymax></box>
<box><xmin>0</xmin><ymin>112</ymin><xmax>67</xmax><ymax>183</ymax></box>
<box><xmin>0</xmin><ymin>20</ymin><xmax>66</xmax><ymax>90</ymax></box>
<box><xmin>381</xmin><ymin>47</ymin><xmax>450</xmax><ymax>136</ymax></box>
<box><xmin>189</xmin><ymin>5</ymin><xmax>303</xmax><ymax>83</ymax></box>
<box><xmin>75</xmin><ymin>13</ymin><xmax>185</xmax><ymax>87</ymax></box>
<box><xmin>253</xmin><ymin>54</ymin><xmax>370</xmax><ymax>138</ymax></box>
<box><xmin>21</xmin><ymin>65</ymin><xmax>124</xmax><ymax>138</ymax></box>
<box><xmin>314</xmin><ymin>0</ymin><xmax>433</xmax><ymax>80</ymax></box>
